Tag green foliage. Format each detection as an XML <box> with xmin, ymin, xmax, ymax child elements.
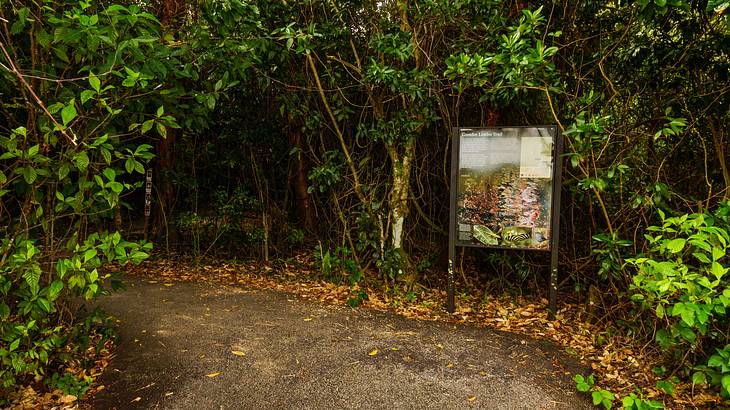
<box><xmin>314</xmin><ymin>244</ymin><xmax>362</xmax><ymax>286</ymax></box>
<box><xmin>574</xmin><ymin>374</ymin><xmax>664</xmax><ymax>409</ymax></box>
<box><xmin>0</xmin><ymin>0</ymin><xmax>169</xmax><ymax>389</ymax></box>
<box><xmin>47</xmin><ymin>372</ymin><xmax>92</xmax><ymax>398</ymax></box>
<box><xmin>627</xmin><ymin>204</ymin><xmax>730</xmax><ymax>397</ymax></box>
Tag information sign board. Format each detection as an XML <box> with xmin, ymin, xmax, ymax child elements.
<box><xmin>454</xmin><ymin>127</ymin><xmax>556</xmax><ymax>250</ymax></box>
<box><xmin>447</xmin><ymin>126</ymin><xmax>563</xmax><ymax>316</ymax></box>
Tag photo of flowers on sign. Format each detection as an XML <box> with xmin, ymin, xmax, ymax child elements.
<box><xmin>455</xmin><ymin>127</ymin><xmax>556</xmax><ymax>250</ymax></box>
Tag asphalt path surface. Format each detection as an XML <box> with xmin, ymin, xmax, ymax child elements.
<box><xmin>90</xmin><ymin>278</ymin><xmax>591</xmax><ymax>409</ymax></box>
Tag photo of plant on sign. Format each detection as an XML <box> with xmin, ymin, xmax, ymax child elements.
<box><xmin>455</xmin><ymin>127</ymin><xmax>555</xmax><ymax>250</ymax></box>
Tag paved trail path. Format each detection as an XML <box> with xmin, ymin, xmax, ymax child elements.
<box><xmin>91</xmin><ymin>278</ymin><xmax>591</xmax><ymax>409</ymax></box>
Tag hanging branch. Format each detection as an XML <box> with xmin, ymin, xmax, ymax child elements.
<box><xmin>0</xmin><ymin>41</ymin><xmax>77</xmax><ymax>146</ymax></box>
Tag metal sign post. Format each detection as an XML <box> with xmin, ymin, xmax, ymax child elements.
<box><xmin>447</xmin><ymin>126</ymin><xmax>563</xmax><ymax>317</ymax></box>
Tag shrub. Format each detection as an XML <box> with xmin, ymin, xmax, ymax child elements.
<box><xmin>627</xmin><ymin>203</ymin><xmax>730</xmax><ymax>397</ymax></box>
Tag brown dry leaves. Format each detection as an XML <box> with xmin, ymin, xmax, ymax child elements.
<box><xmin>4</xmin><ymin>337</ymin><xmax>113</xmax><ymax>410</ymax></box>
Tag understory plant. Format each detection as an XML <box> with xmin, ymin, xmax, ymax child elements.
<box><xmin>0</xmin><ymin>0</ymin><xmax>176</xmax><ymax>393</ymax></box>
<box><xmin>627</xmin><ymin>203</ymin><xmax>730</xmax><ymax>398</ymax></box>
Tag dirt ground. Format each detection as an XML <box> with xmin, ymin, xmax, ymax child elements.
<box><xmin>89</xmin><ymin>278</ymin><xmax>592</xmax><ymax>409</ymax></box>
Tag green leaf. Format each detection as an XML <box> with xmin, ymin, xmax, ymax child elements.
<box><xmin>28</xmin><ymin>144</ymin><xmax>39</xmax><ymax>157</ymax></box>
<box><xmin>134</xmin><ymin>160</ymin><xmax>144</xmax><ymax>174</ymax></box>
<box><xmin>37</xmin><ymin>297</ymin><xmax>52</xmax><ymax>313</ymax></box>
<box><xmin>58</xmin><ymin>163</ymin><xmax>70</xmax><ymax>180</ymax></box>
<box><xmin>656</xmin><ymin>379</ymin><xmax>674</xmax><ymax>395</ymax></box>
<box><xmin>80</xmin><ymin>89</ymin><xmax>95</xmax><ymax>104</ymax></box>
<box><xmin>101</xmin><ymin>147</ymin><xmax>112</xmax><ymax>164</ymax></box>
<box><xmin>125</xmin><ymin>157</ymin><xmax>135</xmax><ymax>173</ymax></box>
<box><xmin>103</xmin><ymin>167</ymin><xmax>116</xmax><ymax>181</ymax></box>
<box><xmin>156</xmin><ymin>122</ymin><xmax>167</xmax><ymax>138</ymax></box>
<box><xmin>722</xmin><ymin>375</ymin><xmax>730</xmax><ymax>394</ymax></box>
<box><xmin>591</xmin><ymin>391</ymin><xmax>603</xmax><ymax>406</ymax></box>
<box><xmin>692</xmin><ymin>371</ymin><xmax>706</xmax><ymax>385</ymax></box>
<box><xmin>89</xmin><ymin>72</ymin><xmax>101</xmax><ymax>92</ymax></box>
<box><xmin>9</xmin><ymin>338</ymin><xmax>20</xmax><ymax>352</ymax></box>
<box><xmin>693</xmin><ymin>252</ymin><xmax>711</xmax><ymax>263</ymax></box>
<box><xmin>0</xmin><ymin>170</ymin><xmax>6</xmax><ymax>184</ymax></box>
<box><xmin>141</xmin><ymin>119</ymin><xmax>154</xmax><ymax>134</ymax></box>
<box><xmin>712</xmin><ymin>247</ymin><xmax>725</xmax><ymax>261</ymax></box>
<box><xmin>61</xmin><ymin>100</ymin><xmax>77</xmax><ymax>125</ymax></box>
<box><xmin>0</xmin><ymin>302</ymin><xmax>9</xmax><ymax>320</ymax></box>
<box><xmin>74</xmin><ymin>151</ymin><xmax>89</xmax><ymax>171</ymax></box>
<box><xmin>156</xmin><ymin>106</ymin><xmax>164</xmax><ymax>117</ymax></box>
<box><xmin>109</xmin><ymin>181</ymin><xmax>124</xmax><ymax>193</ymax></box>
<box><xmin>712</xmin><ymin>262</ymin><xmax>727</xmax><ymax>280</ymax></box>
<box><xmin>89</xmin><ymin>269</ymin><xmax>98</xmax><ymax>282</ymax></box>
<box><xmin>84</xmin><ymin>248</ymin><xmax>97</xmax><ymax>263</ymax></box>
<box><xmin>666</xmin><ymin>238</ymin><xmax>686</xmax><ymax>253</ymax></box>
<box><xmin>19</xmin><ymin>166</ymin><xmax>38</xmax><ymax>184</ymax></box>
<box><xmin>48</xmin><ymin>280</ymin><xmax>64</xmax><ymax>299</ymax></box>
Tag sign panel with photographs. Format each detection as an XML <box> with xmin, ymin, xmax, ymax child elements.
<box><xmin>453</xmin><ymin>126</ymin><xmax>558</xmax><ymax>251</ymax></box>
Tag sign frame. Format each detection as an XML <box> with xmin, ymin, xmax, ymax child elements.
<box><xmin>447</xmin><ymin>126</ymin><xmax>563</xmax><ymax>317</ymax></box>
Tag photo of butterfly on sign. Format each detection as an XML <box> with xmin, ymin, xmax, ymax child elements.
<box><xmin>454</xmin><ymin>127</ymin><xmax>557</xmax><ymax>251</ymax></box>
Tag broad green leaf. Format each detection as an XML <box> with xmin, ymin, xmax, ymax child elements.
<box><xmin>141</xmin><ymin>119</ymin><xmax>154</xmax><ymax>134</ymax></box>
<box><xmin>692</xmin><ymin>371</ymin><xmax>706</xmax><ymax>385</ymax></box>
<box><xmin>0</xmin><ymin>170</ymin><xmax>6</xmax><ymax>184</ymax></box>
<box><xmin>103</xmin><ymin>168</ymin><xmax>116</xmax><ymax>181</ymax></box>
<box><xmin>712</xmin><ymin>247</ymin><xmax>725</xmax><ymax>261</ymax></box>
<box><xmin>19</xmin><ymin>167</ymin><xmax>38</xmax><ymax>184</ymax></box>
<box><xmin>80</xmin><ymin>89</ymin><xmax>95</xmax><ymax>104</ymax></box>
<box><xmin>0</xmin><ymin>302</ymin><xmax>9</xmax><ymax>320</ymax></box>
<box><xmin>712</xmin><ymin>262</ymin><xmax>727</xmax><ymax>280</ymax></box>
<box><xmin>109</xmin><ymin>181</ymin><xmax>124</xmax><ymax>193</ymax></box>
<box><xmin>134</xmin><ymin>160</ymin><xmax>144</xmax><ymax>174</ymax></box>
<box><xmin>61</xmin><ymin>101</ymin><xmax>77</xmax><ymax>125</ymax></box>
<box><xmin>84</xmin><ymin>248</ymin><xmax>97</xmax><ymax>262</ymax></box>
<box><xmin>693</xmin><ymin>252</ymin><xmax>711</xmax><ymax>263</ymax></box>
<box><xmin>48</xmin><ymin>280</ymin><xmax>64</xmax><ymax>299</ymax></box>
<box><xmin>156</xmin><ymin>123</ymin><xmax>167</xmax><ymax>138</ymax></box>
<box><xmin>74</xmin><ymin>151</ymin><xmax>89</xmax><ymax>171</ymax></box>
<box><xmin>89</xmin><ymin>72</ymin><xmax>101</xmax><ymax>92</ymax></box>
<box><xmin>101</xmin><ymin>147</ymin><xmax>112</xmax><ymax>164</ymax></box>
<box><xmin>666</xmin><ymin>238</ymin><xmax>686</xmax><ymax>253</ymax></box>
<box><xmin>58</xmin><ymin>163</ymin><xmax>70</xmax><ymax>180</ymax></box>
<box><xmin>37</xmin><ymin>297</ymin><xmax>52</xmax><ymax>313</ymax></box>
<box><xmin>125</xmin><ymin>157</ymin><xmax>136</xmax><ymax>173</ymax></box>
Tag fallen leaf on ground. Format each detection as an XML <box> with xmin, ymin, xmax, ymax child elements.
<box><xmin>131</xmin><ymin>397</ymin><xmax>141</xmax><ymax>402</ymax></box>
<box><xmin>231</xmin><ymin>350</ymin><xmax>246</xmax><ymax>357</ymax></box>
<box><xmin>468</xmin><ymin>396</ymin><xmax>477</xmax><ymax>402</ymax></box>
<box><xmin>61</xmin><ymin>394</ymin><xmax>77</xmax><ymax>403</ymax></box>
<box><xmin>368</xmin><ymin>349</ymin><xmax>378</xmax><ymax>357</ymax></box>
<box><xmin>303</xmin><ymin>317</ymin><xmax>313</xmax><ymax>321</ymax></box>
<box><xmin>206</xmin><ymin>372</ymin><xmax>221</xmax><ymax>378</ymax></box>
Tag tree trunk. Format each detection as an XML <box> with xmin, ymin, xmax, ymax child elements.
<box><xmin>387</xmin><ymin>138</ymin><xmax>415</xmax><ymax>250</ymax></box>
<box><xmin>288</xmin><ymin>123</ymin><xmax>315</xmax><ymax>230</ymax></box>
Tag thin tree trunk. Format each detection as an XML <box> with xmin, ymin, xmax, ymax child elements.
<box><xmin>288</xmin><ymin>123</ymin><xmax>315</xmax><ymax>229</ymax></box>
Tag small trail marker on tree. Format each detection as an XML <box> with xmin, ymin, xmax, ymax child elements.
<box><xmin>143</xmin><ymin>169</ymin><xmax>153</xmax><ymax>240</ymax></box>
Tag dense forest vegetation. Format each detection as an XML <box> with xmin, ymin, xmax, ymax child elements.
<box><xmin>1</xmin><ymin>0</ymin><xmax>728</xmax><ymax>407</ymax></box>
